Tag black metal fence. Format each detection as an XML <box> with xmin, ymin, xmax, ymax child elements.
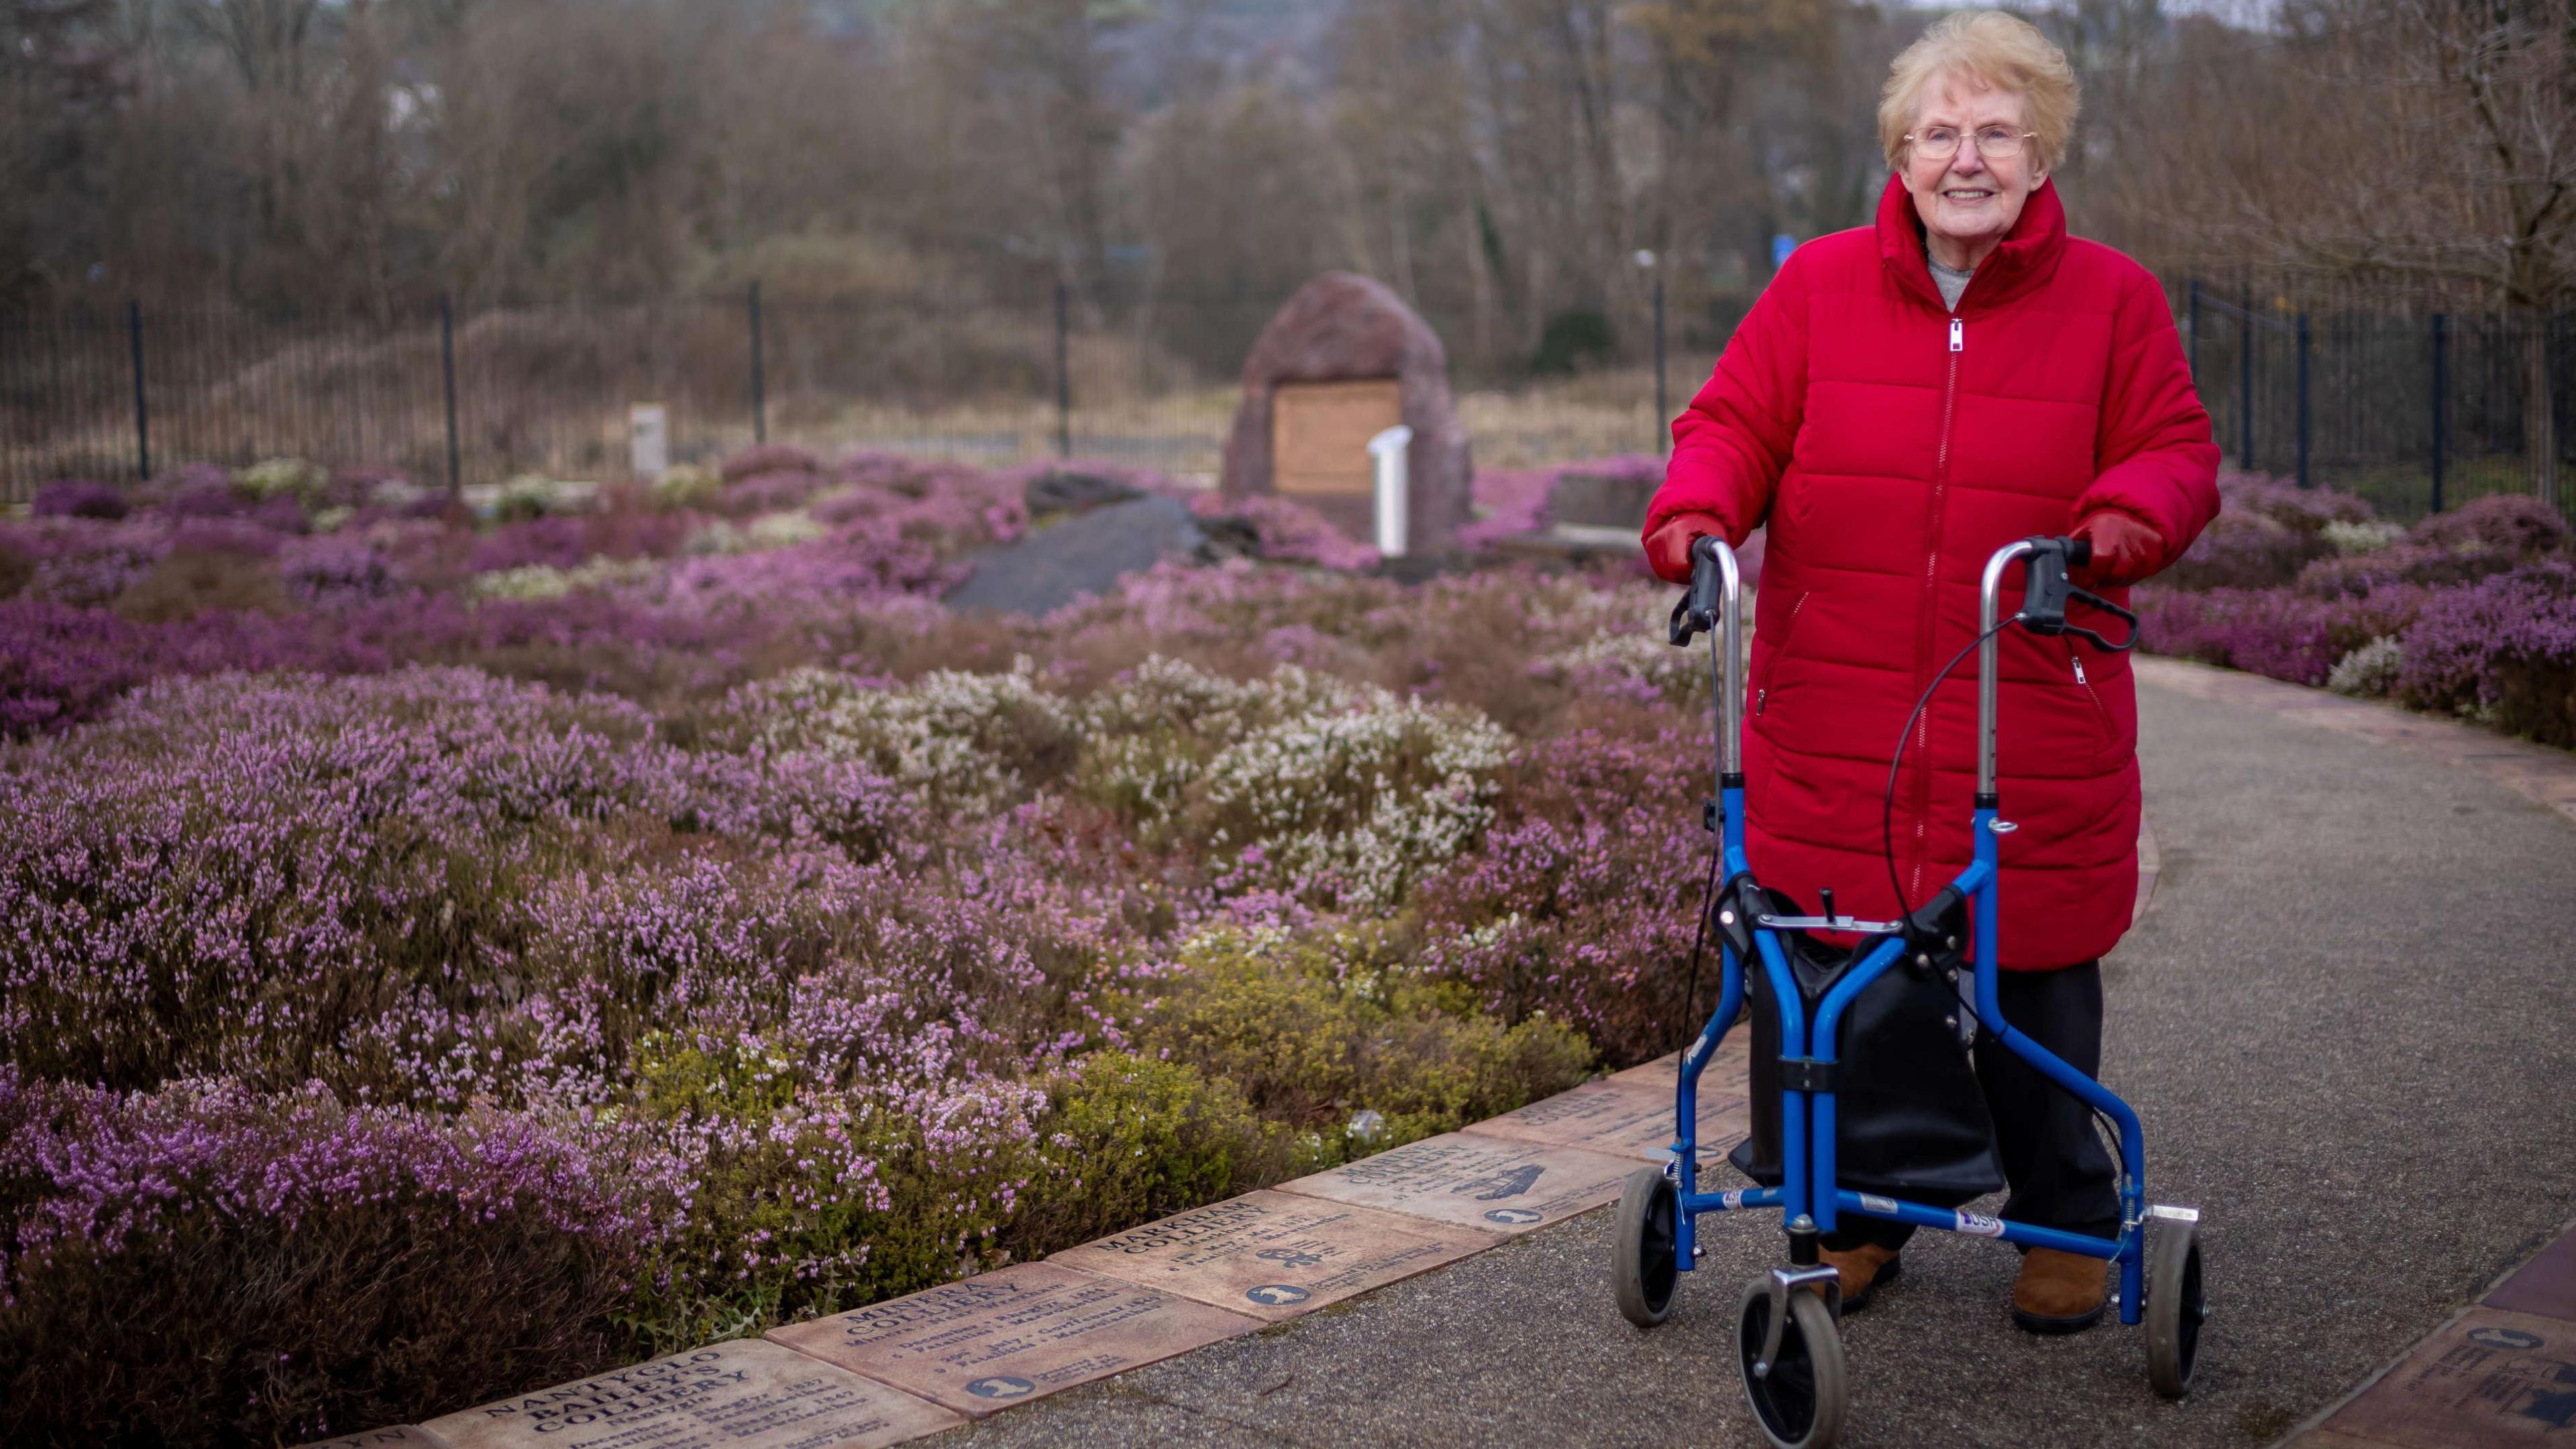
<box><xmin>5</xmin><ymin>279</ymin><xmax>2570</xmax><ymax>521</ymax></box>
<box><xmin>2177</xmin><ymin>278</ymin><xmax>2575</xmax><ymax>522</ymax></box>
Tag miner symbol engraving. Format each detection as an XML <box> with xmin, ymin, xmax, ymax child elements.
<box><xmin>967</xmin><ymin>1376</ymin><xmax>1037</xmax><ymax>1400</ymax></box>
<box><xmin>1246</xmin><ymin>1284</ymin><xmax>1313</xmax><ymax>1307</ymax></box>
<box><xmin>1258</xmin><ymin>1246</ymin><xmax>1328</xmax><ymax>1270</ymax></box>
<box><xmin>1485</xmin><ymin>1207</ymin><xmax>1544</xmax><ymax>1225</ymax></box>
<box><xmin>1454</xmin><ymin>1165</ymin><xmax>1544</xmax><ymax>1201</ymax></box>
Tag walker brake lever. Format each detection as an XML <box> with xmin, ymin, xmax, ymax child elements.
<box><xmin>2016</xmin><ymin>536</ymin><xmax>2139</xmax><ymax>653</ymax></box>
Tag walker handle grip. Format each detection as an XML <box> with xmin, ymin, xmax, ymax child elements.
<box><xmin>2019</xmin><ymin>535</ymin><xmax>2136</xmax><ymax>653</ymax></box>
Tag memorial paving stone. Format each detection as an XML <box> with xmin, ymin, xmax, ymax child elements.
<box><xmin>292</xmin><ymin>1428</ymin><xmax>454</xmax><ymax>1449</ymax></box>
<box><xmin>1052</xmin><ymin>1189</ymin><xmax>1497</xmax><ymax>1320</ymax></box>
<box><xmin>767</xmin><ymin>1262</ymin><xmax>1258</xmax><ymax>1417</ymax></box>
<box><xmin>1462</xmin><ymin>1074</ymin><xmax>1748</xmax><ymax>1162</ymax></box>
<box><xmin>2487</xmin><ymin>1230</ymin><xmax>2576</xmax><ymax>1324</ymax></box>
<box><xmin>2320</xmin><ymin>1307</ymin><xmax>2576</xmax><ymax>1446</ymax></box>
<box><xmin>1272</xmin><ymin>1132</ymin><xmax>1637</xmax><ymax>1234</ymax></box>
<box><xmin>422</xmin><ymin>1338</ymin><xmax>959</xmax><ymax>1449</ymax></box>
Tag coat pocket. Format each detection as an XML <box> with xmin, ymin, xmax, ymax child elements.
<box><xmin>2064</xmin><ymin>641</ymin><xmax>2118</xmax><ymax>761</ymax></box>
<box><xmin>1752</xmin><ymin>590</ymin><xmax>1811</xmax><ymax>720</ymax></box>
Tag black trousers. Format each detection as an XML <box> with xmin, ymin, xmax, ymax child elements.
<box><xmin>1823</xmin><ymin>959</ymin><xmax>2121</xmax><ymax>1252</ymax></box>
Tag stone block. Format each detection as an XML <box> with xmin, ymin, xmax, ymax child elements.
<box><xmin>2321</xmin><ymin>1308</ymin><xmax>2576</xmax><ymax>1446</ymax></box>
<box><xmin>1272</xmin><ymin>1132</ymin><xmax>1635</xmax><ymax>1234</ymax></box>
<box><xmin>1053</xmin><ymin>1189</ymin><xmax>1496</xmax><ymax>1320</ymax></box>
<box><xmin>767</xmin><ymin>1263</ymin><xmax>1258</xmax><ymax>1417</ymax></box>
<box><xmin>423</xmin><ymin>1338</ymin><xmax>959</xmax><ymax>1449</ymax></box>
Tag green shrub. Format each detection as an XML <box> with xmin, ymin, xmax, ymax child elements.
<box><xmin>1124</xmin><ymin>924</ymin><xmax>1593</xmax><ymax>1148</ymax></box>
<box><xmin>1005</xmin><ymin>1051</ymin><xmax>1307</xmax><ymax>1260</ymax></box>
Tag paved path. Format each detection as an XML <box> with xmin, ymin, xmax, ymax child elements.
<box><xmin>940</xmin><ymin>669</ymin><xmax>2576</xmax><ymax>1449</ymax></box>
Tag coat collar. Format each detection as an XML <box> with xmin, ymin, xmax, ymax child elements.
<box><xmin>1874</xmin><ymin>171</ymin><xmax>2068</xmax><ymax>315</ymax></box>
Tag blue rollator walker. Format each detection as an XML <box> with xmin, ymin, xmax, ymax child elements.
<box><xmin>1609</xmin><ymin>535</ymin><xmax>2207</xmax><ymax>1449</ymax></box>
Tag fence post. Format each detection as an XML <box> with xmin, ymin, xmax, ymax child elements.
<box><xmin>127</xmin><ymin>300</ymin><xmax>150</xmax><ymax>481</ymax></box>
<box><xmin>749</xmin><ymin>280</ymin><xmax>767</xmax><ymax>445</ymax></box>
<box><xmin>2430</xmin><ymin>312</ymin><xmax>2447</xmax><ymax>513</ymax></box>
<box><xmin>2295</xmin><ymin>312</ymin><xmax>2312</xmax><ymax>489</ymax></box>
<box><xmin>2187</xmin><ymin>277</ymin><xmax>2202</xmax><ymax>380</ymax></box>
<box><xmin>2238</xmin><ymin>279</ymin><xmax>2254</xmax><ymax>470</ymax></box>
<box><xmin>1653</xmin><ymin>274</ymin><xmax>1668</xmax><ymax>455</ymax></box>
<box><xmin>1053</xmin><ymin>281</ymin><xmax>1071</xmax><ymax>460</ymax></box>
<box><xmin>439</xmin><ymin>294</ymin><xmax>461</xmax><ymax>498</ymax></box>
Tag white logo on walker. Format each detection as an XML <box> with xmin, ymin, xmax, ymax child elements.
<box><xmin>1860</xmin><ymin>1195</ymin><xmax>1898</xmax><ymax>1214</ymax></box>
<box><xmin>1954</xmin><ymin>1212</ymin><xmax>2006</xmax><ymax>1237</ymax></box>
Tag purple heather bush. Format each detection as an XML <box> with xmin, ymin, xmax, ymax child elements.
<box><xmin>30</xmin><ymin>478</ymin><xmax>128</xmax><ymax>521</ymax></box>
<box><xmin>0</xmin><ymin>1068</ymin><xmax>681</xmax><ymax>1445</ymax></box>
<box><xmin>2394</xmin><ymin>563</ymin><xmax>2576</xmax><ymax>745</ymax></box>
<box><xmin>78</xmin><ymin>444</ymin><xmax>2576</xmax><ymax>1444</ymax></box>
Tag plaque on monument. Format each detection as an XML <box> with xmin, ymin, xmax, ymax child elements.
<box><xmin>1221</xmin><ymin>272</ymin><xmax>1474</xmax><ymax>553</ymax></box>
<box><xmin>421</xmin><ymin>1338</ymin><xmax>959</xmax><ymax>1449</ymax></box>
<box><xmin>1273</xmin><ymin>380</ymin><xmax>1402</xmax><ymax>498</ymax></box>
<box><xmin>1053</xmin><ymin>1189</ymin><xmax>1495</xmax><ymax>1320</ymax></box>
<box><xmin>1464</xmin><ymin>1073</ymin><xmax>1750</xmax><ymax>1163</ymax></box>
<box><xmin>767</xmin><ymin>1263</ymin><xmax>1258</xmax><ymax>1417</ymax></box>
<box><xmin>292</xmin><ymin>1428</ymin><xmax>453</xmax><ymax>1449</ymax></box>
<box><xmin>2321</xmin><ymin>1307</ymin><xmax>2576</xmax><ymax>1446</ymax></box>
<box><xmin>1272</xmin><ymin>1133</ymin><xmax>1635</xmax><ymax>1234</ymax></box>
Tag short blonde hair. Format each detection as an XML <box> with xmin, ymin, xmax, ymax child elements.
<box><xmin>1878</xmin><ymin>11</ymin><xmax>2080</xmax><ymax>173</ymax></box>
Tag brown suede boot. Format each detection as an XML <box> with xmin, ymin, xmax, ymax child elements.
<box><xmin>2012</xmin><ymin>1247</ymin><xmax>2108</xmax><ymax>1333</ymax></box>
<box><xmin>1809</xmin><ymin>1241</ymin><xmax>1902</xmax><ymax>1311</ymax></box>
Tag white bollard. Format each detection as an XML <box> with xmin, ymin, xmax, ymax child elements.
<box><xmin>629</xmin><ymin>403</ymin><xmax>669</xmax><ymax>483</ymax></box>
<box><xmin>1368</xmin><ymin>424</ymin><xmax>1413</xmax><ymax>557</ymax></box>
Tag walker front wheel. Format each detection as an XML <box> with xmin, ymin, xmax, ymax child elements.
<box><xmin>2145</xmin><ymin>1217</ymin><xmax>2206</xmax><ymax>1399</ymax></box>
<box><xmin>1736</xmin><ymin>1275</ymin><xmax>1848</xmax><ymax>1449</ymax></box>
<box><xmin>1611</xmin><ymin>1167</ymin><xmax>1680</xmax><ymax>1328</ymax></box>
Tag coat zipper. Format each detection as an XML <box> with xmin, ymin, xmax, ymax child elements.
<box><xmin>1753</xmin><ymin>591</ymin><xmax>1811</xmax><ymax>715</ymax></box>
<box><xmin>1908</xmin><ymin>315</ymin><xmax>1966</xmax><ymax>903</ymax></box>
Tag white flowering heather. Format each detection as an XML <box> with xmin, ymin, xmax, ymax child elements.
<box><xmin>1195</xmin><ymin>688</ymin><xmax>1513</xmax><ymax>913</ymax></box>
<box><xmin>469</xmin><ymin>556</ymin><xmax>661</xmax><ymax>602</ymax></box>
<box><xmin>706</xmin><ymin>660</ymin><xmax>1075</xmax><ymax>814</ymax></box>
<box><xmin>2322</xmin><ymin>518</ymin><xmax>2406</xmax><ymax>555</ymax></box>
<box><xmin>2327</xmin><ymin>634</ymin><xmax>2406</xmax><ymax>698</ymax></box>
<box><xmin>1529</xmin><ymin>630</ymin><xmax>1713</xmax><ymax>708</ymax></box>
<box><xmin>237</xmin><ymin>456</ymin><xmax>327</xmax><ymax>500</ymax></box>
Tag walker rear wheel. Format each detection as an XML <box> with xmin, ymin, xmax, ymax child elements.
<box><xmin>2146</xmin><ymin>1218</ymin><xmax>2206</xmax><ymax>1399</ymax></box>
<box><xmin>1736</xmin><ymin>1275</ymin><xmax>1848</xmax><ymax>1449</ymax></box>
<box><xmin>1611</xmin><ymin>1167</ymin><xmax>1680</xmax><ymax>1328</ymax></box>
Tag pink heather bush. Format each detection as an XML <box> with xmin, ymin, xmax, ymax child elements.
<box><xmin>2133</xmin><ymin>584</ymin><xmax>2432</xmax><ymax>686</ymax></box>
<box><xmin>719</xmin><ymin>442</ymin><xmax>823</xmax><ymax>482</ymax></box>
<box><xmin>30</xmin><ymin>478</ymin><xmax>128</xmax><ymax>521</ymax></box>
<box><xmin>2135</xmin><ymin>472</ymin><xmax>2575</xmax><ymax>745</ymax></box>
<box><xmin>1415</xmin><ymin>726</ymin><xmax>1715</xmax><ymax>1064</ymax></box>
<box><xmin>42</xmin><ymin>445</ymin><xmax>2431</xmax><ymax>1440</ymax></box>
<box><xmin>2395</xmin><ymin>563</ymin><xmax>2576</xmax><ymax>745</ymax></box>
<box><xmin>0</xmin><ymin>1067</ymin><xmax>681</xmax><ymax>1445</ymax></box>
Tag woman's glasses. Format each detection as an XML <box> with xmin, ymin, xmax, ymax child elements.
<box><xmin>1905</xmin><ymin>125</ymin><xmax>2035</xmax><ymax>160</ymax></box>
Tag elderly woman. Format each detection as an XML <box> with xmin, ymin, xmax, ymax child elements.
<box><xmin>1641</xmin><ymin>11</ymin><xmax>2218</xmax><ymax>1332</ymax></box>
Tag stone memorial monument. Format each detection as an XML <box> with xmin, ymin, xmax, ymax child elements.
<box><xmin>1221</xmin><ymin>272</ymin><xmax>1473</xmax><ymax>554</ymax></box>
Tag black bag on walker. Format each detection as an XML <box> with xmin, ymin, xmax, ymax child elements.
<box><xmin>1726</xmin><ymin>889</ymin><xmax>2004</xmax><ymax>1207</ymax></box>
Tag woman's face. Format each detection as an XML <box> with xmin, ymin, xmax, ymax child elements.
<box><xmin>1902</xmin><ymin>72</ymin><xmax>2043</xmax><ymax>267</ymax></box>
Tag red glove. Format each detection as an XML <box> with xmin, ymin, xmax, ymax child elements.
<box><xmin>1645</xmin><ymin>511</ymin><xmax>1730</xmax><ymax>585</ymax></box>
<box><xmin>2070</xmin><ymin>511</ymin><xmax>2164</xmax><ymax>589</ymax></box>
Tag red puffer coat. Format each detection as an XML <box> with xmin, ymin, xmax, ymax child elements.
<box><xmin>1644</xmin><ymin>176</ymin><xmax>2219</xmax><ymax>969</ymax></box>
